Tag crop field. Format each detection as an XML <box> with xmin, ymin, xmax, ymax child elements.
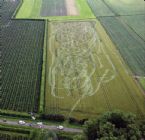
<box><xmin>88</xmin><ymin>0</ymin><xmax>145</xmax><ymax>90</ymax></box>
<box><xmin>1</xmin><ymin>20</ymin><xmax>44</xmax><ymax>112</ymax></box>
<box><xmin>16</xmin><ymin>0</ymin><xmax>94</xmax><ymax>20</ymax></box>
<box><xmin>104</xmin><ymin>0</ymin><xmax>145</xmax><ymax>15</ymax></box>
<box><xmin>0</xmin><ymin>125</ymin><xmax>30</xmax><ymax>140</ymax></box>
<box><xmin>121</xmin><ymin>15</ymin><xmax>145</xmax><ymax>41</ymax></box>
<box><xmin>44</xmin><ymin>20</ymin><xmax>145</xmax><ymax>119</ymax></box>
<box><xmin>0</xmin><ymin>132</ymin><xmax>29</xmax><ymax>140</ymax></box>
<box><xmin>1</xmin><ymin>0</ymin><xmax>20</xmax><ymax>25</ymax></box>
<box><xmin>99</xmin><ymin>17</ymin><xmax>145</xmax><ymax>77</ymax></box>
<box><xmin>40</xmin><ymin>0</ymin><xmax>67</xmax><ymax>16</ymax></box>
<box><xmin>1</xmin><ymin>0</ymin><xmax>45</xmax><ymax>113</ymax></box>
<box><xmin>88</xmin><ymin>0</ymin><xmax>145</xmax><ymax>17</ymax></box>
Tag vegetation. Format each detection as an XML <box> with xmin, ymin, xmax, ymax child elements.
<box><xmin>40</xmin><ymin>0</ymin><xmax>67</xmax><ymax>16</ymax></box>
<box><xmin>87</xmin><ymin>0</ymin><xmax>115</xmax><ymax>17</ymax></box>
<box><xmin>100</xmin><ymin>17</ymin><xmax>145</xmax><ymax>77</ymax></box>
<box><xmin>1</xmin><ymin>0</ymin><xmax>45</xmax><ymax>113</ymax></box>
<box><xmin>83</xmin><ymin>111</ymin><xmax>145</xmax><ymax>140</ymax></box>
<box><xmin>16</xmin><ymin>0</ymin><xmax>95</xmax><ymax>20</ymax></box>
<box><xmin>139</xmin><ymin>78</ymin><xmax>145</xmax><ymax>91</ymax></box>
<box><xmin>1</xmin><ymin>0</ymin><xmax>145</xmax><ymax>139</ymax></box>
<box><xmin>44</xmin><ymin>20</ymin><xmax>145</xmax><ymax>119</ymax></box>
<box><xmin>0</xmin><ymin>124</ymin><xmax>31</xmax><ymax>140</ymax></box>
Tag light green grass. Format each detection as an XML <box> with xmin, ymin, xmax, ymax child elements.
<box><xmin>16</xmin><ymin>0</ymin><xmax>95</xmax><ymax>20</ymax></box>
<box><xmin>44</xmin><ymin>20</ymin><xmax>145</xmax><ymax>119</ymax></box>
<box><xmin>16</xmin><ymin>0</ymin><xmax>42</xmax><ymax>18</ymax></box>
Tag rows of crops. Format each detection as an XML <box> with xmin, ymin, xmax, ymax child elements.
<box><xmin>88</xmin><ymin>0</ymin><xmax>145</xmax><ymax>90</ymax></box>
<box><xmin>0</xmin><ymin>133</ymin><xmax>29</xmax><ymax>140</ymax></box>
<box><xmin>40</xmin><ymin>0</ymin><xmax>67</xmax><ymax>16</ymax></box>
<box><xmin>87</xmin><ymin>0</ymin><xmax>115</xmax><ymax>17</ymax></box>
<box><xmin>1</xmin><ymin>0</ymin><xmax>20</xmax><ymax>25</ymax></box>
<box><xmin>121</xmin><ymin>15</ymin><xmax>145</xmax><ymax>41</ymax></box>
<box><xmin>104</xmin><ymin>0</ymin><xmax>145</xmax><ymax>15</ymax></box>
<box><xmin>1</xmin><ymin>0</ymin><xmax>45</xmax><ymax>112</ymax></box>
<box><xmin>87</xmin><ymin>0</ymin><xmax>145</xmax><ymax>17</ymax></box>
<box><xmin>99</xmin><ymin>17</ymin><xmax>145</xmax><ymax>77</ymax></box>
<box><xmin>45</xmin><ymin>21</ymin><xmax>145</xmax><ymax>119</ymax></box>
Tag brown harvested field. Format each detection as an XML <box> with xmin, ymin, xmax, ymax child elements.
<box><xmin>65</xmin><ymin>0</ymin><xmax>79</xmax><ymax>16</ymax></box>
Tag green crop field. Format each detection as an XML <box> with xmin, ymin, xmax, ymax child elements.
<box><xmin>0</xmin><ymin>125</ymin><xmax>32</xmax><ymax>140</ymax></box>
<box><xmin>2</xmin><ymin>0</ymin><xmax>145</xmax><ymax>125</ymax></box>
<box><xmin>121</xmin><ymin>15</ymin><xmax>145</xmax><ymax>41</ymax></box>
<box><xmin>0</xmin><ymin>132</ymin><xmax>29</xmax><ymax>140</ymax></box>
<box><xmin>99</xmin><ymin>17</ymin><xmax>145</xmax><ymax>77</ymax></box>
<box><xmin>88</xmin><ymin>0</ymin><xmax>145</xmax><ymax>90</ymax></box>
<box><xmin>1</xmin><ymin>0</ymin><xmax>45</xmax><ymax>113</ymax></box>
<box><xmin>87</xmin><ymin>0</ymin><xmax>115</xmax><ymax>17</ymax></box>
<box><xmin>16</xmin><ymin>0</ymin><xmax>95</xmax><ymax>20</ymax></box>
<box><xmin>44</xmin><ymin>20</ymin><xmax>145</xmax><ymax>119</ymax></box>
<box><xmin>103</xmin><ymin>0</ymin><xmax>145</xmax><ymax>15</ymax></box>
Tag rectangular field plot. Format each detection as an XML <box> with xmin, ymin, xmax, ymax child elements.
<box><xmin>87</xmin><ymin>0</ymin><xmax>115</xmax><ymax>17</ymax></box>
<box><xmin>40</xmin><ymin>0</ymin><xmax>67</xmax><ymax>16</ymax></box>
<box><xmin>1</xmin><ymin>20</ymin><xmax>45</xmax><ymax>113</ymax></box>
<box><xmin>100</xmin><ymin>17</ymin><xmax>145</xmax><ymax>77</ymax></box>
<box><xmin>104</xmin><ymin>0</ymin><xmax>145</xmax><ymax>15</ymax></box>
<box><xmin>0</xmin><ymin>132</ymin><xmax>29</xmax><ymax>140</ymax></box>
<box><xmin>16</xmin><ymin>0</ymin><xmax>94</xmax><ymax>20</ymax></box>
<box><xmin>0</xmin><ymin>125</ymin><xmax>31</xmax><ymax>140</ymax></box>
<box><xmin>1</xmin><ymin>0</ymin><xmax>20</xmax><ymax>25</ymax></box>
<box><xmin>121</xmin><ymin>15</ymin><xmax>145</xmax><ymax>41</ymax></box>
<box><xmin>45</xmin><ymin>21</ymin><xmax>145</xmax><ymax>119</ymax></box>
<box><xmin>40</xmin><ymin>0</ymin><xmax>78</xmax><ymax>17</ymax></box>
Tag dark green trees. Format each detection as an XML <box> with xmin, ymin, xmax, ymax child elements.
<box><xmin>84</xmin><ymin>111</ymin><xmax>143</xmax><ymax>140</ymax></box>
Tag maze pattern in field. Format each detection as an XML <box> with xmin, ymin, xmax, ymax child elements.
<box><xmin>45</xmin><ymin>21</ymin><xmax>145</xmax><ymax>119</ymax></box>
<box><xmin>100</xmin><ymin>17</ymin><xmax>145</xmax><ymax>77</ymax></box>
<box><xmin>40</xmin><ymin>0</ymin><xmax>67</xmax><ymax>16</ymax></box>
<box><xmin>1</xmin><ymin>0</ymin><xmax>45</xmax><ymax>112</ymax></box>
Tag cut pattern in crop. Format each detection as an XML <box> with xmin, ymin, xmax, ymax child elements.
<box><xmin>49</xmin><ymin>22</ymin><xmax>116</xmax><ymax>116</ymax></box>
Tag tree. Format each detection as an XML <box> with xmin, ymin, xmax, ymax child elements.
<box><xmin>84</xmin><ymin>110</ymin><xmax>142</xmax><ymax>140</ymax></box>
<box><xmin>139</xmin><ymin>120</ymin><xmax>145</xmax><ymax>138</ymax></box>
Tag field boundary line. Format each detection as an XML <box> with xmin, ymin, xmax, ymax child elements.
<box><xmin>11</xmin><ymin>0</ymin><xmax>23</xmax><ymax>19</ymax></box>
<box><xmin>39</xmin><ymin>20</ymin><xmax>48</xmax><ymax>113</ymax></box>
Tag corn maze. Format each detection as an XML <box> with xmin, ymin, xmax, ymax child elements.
<box><xmin>45</xmin><ymin>21</ymin><xmax>145</xmax><ymax>119</ymax></box>
<box><xmin>1</xmin><ymin>0</ymin><xmax>145</xmax><ymax>121</ymax></box>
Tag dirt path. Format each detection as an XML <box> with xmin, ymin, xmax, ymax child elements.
<box><xmin>65</xmin><ymin>0</ymin><xmax>79</xmax><ymax>16</ymax></box>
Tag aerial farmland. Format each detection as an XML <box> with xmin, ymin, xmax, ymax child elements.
<box><xmin>1</xmin><ymin>0</ymin><xmax>145</xmax><ymax>139</ymax></box>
